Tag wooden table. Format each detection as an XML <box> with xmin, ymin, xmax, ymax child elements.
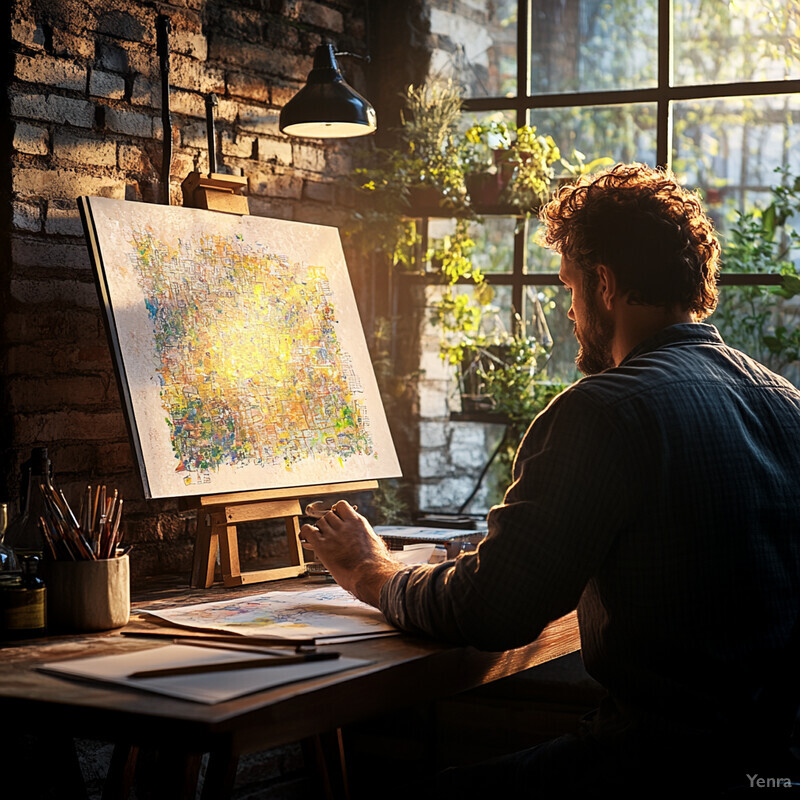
<box><xmin>0</xmin><ymin>576</ymin><xmax>581</xmax><ymax>799</ymax></box>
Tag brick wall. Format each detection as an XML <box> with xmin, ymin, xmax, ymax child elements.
<box><xmin>2</xmin><ymin>0</ymin><xmax>379</xmax><ymax>582</ymax></box>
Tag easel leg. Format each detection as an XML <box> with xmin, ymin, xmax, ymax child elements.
<box><xmin>190</xmin><ymin>511</ymin><xmax>219</xmax><ymax>588</ymax></box>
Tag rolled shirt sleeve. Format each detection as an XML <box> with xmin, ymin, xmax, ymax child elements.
<box><xmin>379</xmin><ymin>385</ymin><xmax>635</xmax><ymax>651</ymax></box>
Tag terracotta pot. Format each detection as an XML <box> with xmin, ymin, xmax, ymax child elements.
<box><xmin>406</xmin><ymin>185</ymin><xmax>446</xmax><ymax>211</ymax></box>
<box><xmin>465</xmin><ymin>171</ymin><xmax>505</xmax><ymax>208</ymax></box>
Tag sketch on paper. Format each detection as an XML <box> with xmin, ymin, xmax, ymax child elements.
<box><xmin>80</xmin><ymin>197</ymin><xmax>401</xmax><ymax>499</ymax></box>
<box><xmin>143</xmin><ymin>586</ymin><xmax>396</xmax><ymax>640</ymax></box>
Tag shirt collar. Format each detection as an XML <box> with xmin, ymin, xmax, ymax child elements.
<box><xmin>620</xmin><ymin>323</ymin><xmax>723</xmax><ymax>366</ymax></box>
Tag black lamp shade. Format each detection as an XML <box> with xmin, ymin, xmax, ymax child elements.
<box><xmin>279</xmin><ymin>44</ymin><xmax>377</xmax><ymax>138</ymax></box>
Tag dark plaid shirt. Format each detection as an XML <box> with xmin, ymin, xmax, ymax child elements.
<box><xmin>380</xmin><ymin>324</ymin><xmax>800</xmax><ymax>731</ymax></box>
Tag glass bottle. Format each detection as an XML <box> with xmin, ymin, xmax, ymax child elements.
<box><xmin>0</xmin><ymin>555</ymin><xmax>47</xmax><ymax>640</ymax></box>
<box><xmin>5</xmin><ymin>447</ymin><xmax>53</xmax><ymax>561</ymax></box>
<box><xmin>0</xmin><ymin>503</ymin><xmax>19</xmax><ymax>572</ymax></box>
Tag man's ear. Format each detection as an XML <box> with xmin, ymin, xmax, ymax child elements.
<box><xmin>596</xmin><ymin>264</ymin><xmax>617</xmax><ymax>311</ymax></box>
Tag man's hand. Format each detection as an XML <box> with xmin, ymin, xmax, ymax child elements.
<box><xmin>300</xmin><ymin>501</ymin><xmax>402</xmax><ymax>607</ymax></box>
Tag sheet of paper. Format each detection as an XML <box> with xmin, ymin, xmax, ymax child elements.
<box><xmin>141</xmin><ymin>585</ymin><xmax>396</xmax><ymax>641</ymax></box>
<box><xmin>38</xmin><ymin>644</ymin><xmax>370</xmax><ymax>704</ymax></box>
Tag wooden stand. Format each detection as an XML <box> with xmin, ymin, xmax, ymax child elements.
<box><xmin>190</xmin><ymin>481</ymin><xmax>378</xmax><ymax>588</ymax></box>
<box><xmin>181</xmin><ymin>172</ymin><xmax>249</xmax><ymax>215</ymax></box>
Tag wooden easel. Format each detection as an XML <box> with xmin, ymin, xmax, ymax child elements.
<box><xmin>181</xmin><ymin>168</ymin><xmax>380</xmax><ymax>589</ymax></box>
<box><xmin>189</xmin><ymin>480</ymin><xmax>378</xmax><ymax>588</ymax></box>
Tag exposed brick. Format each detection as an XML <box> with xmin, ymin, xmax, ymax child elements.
<box><xmin>11</xmin><ymin>93</ymin><xmax>95</xmax><ymax>127</ymax></box>
<box><xmin>13</xmin><ymin>121</ymin><xmax>49</xmax><ymax>155</ymax></box>
<box><xmin>256</xmin><ymin>137</ymin><xmax>292</xmax><ymax>165</ymax></box>
<box><xmin>303</xmin><ymin>179</ymin><xmax>335</xmax><ymax>203</ymax></box>
<box><xmin>11</xmin><ymin>237</ymin><xmax>92</xmax><ymax>271</ymax></box>
<box><xmin>292</xmin><ymin>142</ymin><xmax>326</xmax><ymax>172</ymax></box>
<box><xmin>250</xmin><ymin>169</ymin><xmax>303</xmax><ymax>199</ymax></box>
<box><xmin>118</xmin><ymin>143</ymin><xmax>155</xmax><ymax>173</ymax></box>
<box><xmin>10</xmin><ymin>278</ymin><xmax>97</xmax><ymax>307</ymax></box>
<box><xmin>15</xmin><ymin>53</ymin><xmax>87</xmax><ymax>92</ymax></box>
<box><xmin>98</xmin><ymin>10</ymin><xmax>155</xmax><ymax>45</ymax></box>
<box><xmin>221</xmin><ymin>131</ymin><xmax>256</xmax><ymax>159</ymax></box>
<box><xmin>53</xmin><ymin>130</ymin><xmax>116</xmax><ymax>167</ymax></box>
<box><xmin>208</xmin><ymin>36</ymin><xmax>303</xmax><ymax>78</ymax></box>
<box><xmin>169</xmin><ymin>56</ymin><xmax>225</xmax><ymax>94</ymax></box>
<box><xmin>169</xmin><ymin>151</ymin><xmax>196</xmax><ymax>180</ymax></box>
<box><xmin>247</xmin><ymin>195</ymin><xmax>294</xmax><ymax>220</ymax></box>
<box><xmin>11</xmin><ymin>18</ymin><xmax>46</xmax><ymax>48</ymax></box>
<box><xmin>13</xmin><ymin>167</ymin><xmax>125</xmax><ymax>202</ymax></box>
<box><xmin>95</xmin><ymin>441</ymin><xmax>136</xmax><ymax>475</ymax></box>
<box><xmin>170</xmin><ymin>28</ymin><xmax>208</xmax><ymax>60</ymax></box>
<box><xmin>89</xmin><ymin>70</ymin><xmax>126</xmax><ymax>99</ymax></box>
<box><xmin>238</xmin><ymin>103</ymin><xmax>280</xmax><ymax>135</ymax></box>
<box><xmin>103</xmin><ymin>107</ymin><xmax>154</xmax><ymax>137</ymax></box>
<box><xmin>47</xmin><ymin>444</ymin><xmax>101</xmax><ymax>477</ymax></box>
<box><xmin>45</xmin><ymin>206</ymin><xmax>85</xmax><ymax>237</ymax></box>
<box><xmin>8</xmin><ymin>376</ymin><xmax>110</xmax><ymax>412</ymax></box>
<box><xmin>325</xmin><ymin>148</ymin><xmax>354</xmax><ymax>177</ymax></box>
<box><xmin>270</xmin><ymin>83</ymin><xmax>299</xmax><ymax>108</ymax></box>
<box><xmin>2</xmin><ymin>309</ymin><xmax>103</xmax><ymax>345</ymax></box>
<box><xmin>97</xmin><ymin>42</ymin><xmax>129</xmax><ymax>73</ymax></box>
<box><xmin>53</xmin><ymin>29</ymin><xmax>96</xmax><ymax>60</ymax></box>
<box><xmin>213</xmin><ymin>97</ymin><xmax>240</xmax><ymax>123</ymax></box>
<box><xmin>12</xmin><ymin>201</ymin><xmax>42</xmax><ymax>232</ymax></box>
<box><xmin>12</xmin><ymin>410</ymin><xmax>128</xmax><ymax>445</ymax></box>
<box><xmin>286</xmin><ymin>1</ymin><xmax>344</xmax><ymax>34</ymax></box>
<box><xmin>169</xmin><ymin>89</ymin><xmax>205</xmax><ymax>118</ymax></box>
<box><xmin>227</xmin><ymin>72</ymin><xmax>270</xmax><ymax>104</ymax></box>
<box><xmin>179</xmin><ymin>120</ymin><xmax>208</xmax><ymax>150</ymax></box>
<box><xmin>131</xmin><ymin>75</ymin><xmax>159</xmax><ymax>108</ymax></box>
<box><xmin>6</xmin><ymin>342</ymin><xmax>112</xmax><ymax>378</ymax></box>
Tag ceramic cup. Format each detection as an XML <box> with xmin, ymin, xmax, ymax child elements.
<box><xmin>41</xmin><ymin>554</ymin><xmax>130</xmax><ymax>632</ymax></box>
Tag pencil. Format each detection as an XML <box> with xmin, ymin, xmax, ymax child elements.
<box><xmin>122</xmin><ymin>630</ymin><xmax>318</xmax><ymax>648</ymax></box>
<box><xmin>128</xmin><ymin>650</ymin><xmax>340</xmax><ymax>679</ymax></box>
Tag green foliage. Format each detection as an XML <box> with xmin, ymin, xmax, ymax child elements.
<box><xmin>458</xmin><ymin>121</ymin><xmax>563</xmax><ymax>209</ymax></box>
<box><xmin>711</xmin><ymin>167</ymin><xmax>800</xmax><ymax>379</ymax></box>
<box><xmin>371</xmin><ymin>479</ymin><xmax>412</xmax><ymax>526</ymax></box>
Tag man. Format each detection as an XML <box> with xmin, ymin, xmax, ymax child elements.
<box><xmin>302</xmin><ymin>163</ymin><xmax>800</xmax><ymax>794</ymax></box>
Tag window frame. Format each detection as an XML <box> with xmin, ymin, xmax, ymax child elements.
<box><xmin>440</xmin><ymin>0</ymin><xmax>800</xmax><ymax>319</ymax></box>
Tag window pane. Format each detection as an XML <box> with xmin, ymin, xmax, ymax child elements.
<box><xmin>428</xmin><ymin>0</ymin><xmax>518</xmax><ymax>99</ymax></box>
<box><xmin>523</xmin><ymin>286</ymin><xmax>580</xmax><ymax>384</ymax></box>
<box><xmin>531</xmin><ymin>0</ymin><xmax>658</xmax><ymax>94</ymax></box>
<box><xmin>672</xmin><ymin>93</ymin><xmax>800</xmax><ymax>240</ymax></box>
<box><xmin>709</xmin><ymin>288</ymin><xmax>800</xmax><ymax>387</ymax></box>
<box><xmin>531</xmin><ymin>103</ymin><xmax>657</xmax><ymax>172</ymax></box>
<box><xmin>526</xmin><ymin>223</ymin><xmax>561</xmax><ymax>273</ymax></box>
<box><xmin>471</xmin><ymin>216</ymin><xmax>517</xmax><ymax>274</ymax></box>
<box><xmin>673</xmin><ymin>0</ymin><xmax>800</xmax><ymax>87</ymax></box>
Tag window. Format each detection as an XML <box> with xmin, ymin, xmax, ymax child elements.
<box><xmin>415</xmin><ymin>1</ymin><xmax>800</xmax><ymax>513</ymax></box>
<box><xmin>426</xmin><ymin>0</ymin><xmax>800</xmax><ymax>382</ymax></box>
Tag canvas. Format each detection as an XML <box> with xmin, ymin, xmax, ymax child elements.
<box><xmin>80</xmin><ymin>197</ymin><xmax>401</xmax><ymax>499</ymax></box>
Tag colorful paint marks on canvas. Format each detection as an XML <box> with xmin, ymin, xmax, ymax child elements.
<box><xmin>127</xmin><ymin>226</ymin><xmax>374</xmax><ymax>483</ymax></box>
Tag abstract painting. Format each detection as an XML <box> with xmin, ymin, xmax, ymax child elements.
<box><xmin>80</xmin><ymin>197</ymin><xmax>401</xmax><ymax>499</ymax></box>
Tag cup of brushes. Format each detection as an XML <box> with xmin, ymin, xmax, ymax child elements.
<box><xmin>38</xmin><ymin>483</ymin><xmax>130</xmax><ymax>632</ymax></box>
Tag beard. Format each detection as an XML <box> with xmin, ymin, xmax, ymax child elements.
<box><xmin>574</xmin><ymin>295</ymin><xmax>615</xmax><ymax>376</ymax></box>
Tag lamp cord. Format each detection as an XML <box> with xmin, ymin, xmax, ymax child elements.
<box><xmin>157</xmin><ymin>15</ymin><xmax>172</xmax><ymax>205</ymax></box>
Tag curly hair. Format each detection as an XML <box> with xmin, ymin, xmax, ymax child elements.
<box><xmin>538</xmin><ymin>163</ymin><xmax>720</xmax><ymax>319</ymax></box>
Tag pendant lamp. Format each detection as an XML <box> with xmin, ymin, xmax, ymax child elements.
<box><xmin>279</xmin><ymin>44</ymin><xmax>377</xmax><ymax>138</ymax></box>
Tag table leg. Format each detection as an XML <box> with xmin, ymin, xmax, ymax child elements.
<box><xmin>303</xmin><ymin>729</ymin><xmax>351</xmax><ymax>800</ymax></box>
<box><xmin>201</xmin><ymin>745</ymin><xmax>239</xmax><ymax>800</ymax></box>
<box><xmin>103</xmin><ymin>742</ymin><xmax>139</xmax><ymax>800</ymax></box>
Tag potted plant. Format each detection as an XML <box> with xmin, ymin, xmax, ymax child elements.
<box><xmin>459</xmin><ymin>121</ymin><xmax>507</xmax><ymax>210</ymax></box>
<box><xmin>459</xmin><ymin>121</ymin><xmax>563</xmax><ymax>213</ymax></box>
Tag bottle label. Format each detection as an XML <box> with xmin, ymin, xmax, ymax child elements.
<box><xmin>0</xmin><ymin>586</ymin><xmax>46</xmax><ymax>632</ymax></box>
